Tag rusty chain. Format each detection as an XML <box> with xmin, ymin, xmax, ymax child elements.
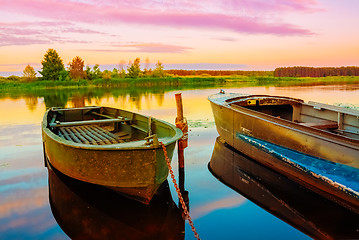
<box><xmin>160</xmin><ymin>142</ymin><xmax>201</xmax><ymax>240</ymax></box>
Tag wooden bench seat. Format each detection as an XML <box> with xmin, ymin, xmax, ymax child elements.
<box><xmin>298</xmin><ymin>120</ymin><xmax>338</xmax><ymax>130</ymax></box>
<box><xmin>58</xmin><ymin>125</ymin><xmax>127</xmax><ymax>145</ymax></box>
<box><xmin>49</xmin><ymin>118</ymin><xmax>130</xmax><ymax>128</ymax></box>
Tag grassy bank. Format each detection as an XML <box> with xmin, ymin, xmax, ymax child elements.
<box><xmin>1</xmin><ymin>75</ymin><xmax>359</xmax><ymax>91</ymax></box>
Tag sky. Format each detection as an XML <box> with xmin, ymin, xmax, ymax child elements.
<box><xmin>0</xmin><ymin>0</ymin><xmax>358</xmax><ymax>76</ymax></box>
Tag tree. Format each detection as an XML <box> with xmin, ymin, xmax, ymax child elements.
<box><xmin>85</xmin><ymin>65</ymin><xmax>94</xmax><ymax>80</ymax></box>
<box><xmin>39</xmin><ymin>49</ymin><xmax>65</xmax><ymax>81</ymax></box>
<box><xmin>111</xmin><ymin>68</ymin><xmax>119</xmax><ymax>78</ymax></box>
<box><xmin>102</xmin><ymin>70</ymin><xmax>112</xmax><ymax>80</ymax></box>
<box><xmin>127</xmin><ymin>58</ymin><xmax>141</xmax><ymax>78</ymax></box>
<box><xmin>152</xmin><ymin>61</ymin><xmax>165</xmax><ymax>78</ymax></box>
<box><xmin>7</xmin><ymin>75</ymin><xmax>21</xmax><ymax>81</ymax></box>
<box><xmin>59</xmin><ymin>69</ymin><xmax>70</xmax><ymax>81</ymax></box>
<box><xmin>22</xmin><ymin>65</ymin><xmax>37</xmax><ymax>82</ymax></box>
<box><xmin>119</xmin><ymin>60</ymin><xmax>126</xmax><ymax>71</ymax></box>
<box><xmin>92</xmin><ymin>64</ymin><xmax>102</xmax><ymax>79</ymax></box>
<box><xmin>69</xmin><ymin>56</ymin><xmax>85</xmax><ymax>80</ymax></box>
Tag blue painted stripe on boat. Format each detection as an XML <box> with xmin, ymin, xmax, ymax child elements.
<box><xmin>236</xmin><ymin>133</ymin><xmax>359</xmax><ymax>196</ymax></box>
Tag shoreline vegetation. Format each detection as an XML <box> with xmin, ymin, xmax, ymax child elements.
<box><xmin>1</xmin><ymin>48</ymin><xmax>359</xmax><ymax>91</ymax></box>
<box><xmin>1</xmin><ymin>75</ymin><xmax>359</xmax><ymax>91</ymax></box>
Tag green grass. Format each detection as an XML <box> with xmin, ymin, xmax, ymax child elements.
<box><xmin>1</xmin><ymin>75</ymin><xmax>358</xmax><ymax>109</ymax></box>
<box><xmin>1</xmin><ymin>75</ymin><xmax>358</xmax><ymax>91</ymax></box>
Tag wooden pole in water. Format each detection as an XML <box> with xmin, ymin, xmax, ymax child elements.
<box><xmin>175</xmin><ymin>94</ymin><xmax>184</xmax><ymax>122</ymax></box>
<box><xmin>175</xmin><ymin>93</ymin><xmax>189</xmax><ymax>206</ymax></box>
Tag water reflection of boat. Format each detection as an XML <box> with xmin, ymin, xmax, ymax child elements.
<box><xmin>42</xmin><ymin>106</ymin><xmax>182</xmax><ymax>204</ymax></box>
<box><xmin>209</xmin><ymin>137</ymin><xmax>359</xmax><ymax>240</ymax></box>
<box><xmin>209</xmin><ymin>92</ymin><xmax>359</xmax><ymax>213</ymax></box>
<box><xmin>47</xmin><ymin>162</ymin><xmax>184</xmax><ymax>240</ymax></box>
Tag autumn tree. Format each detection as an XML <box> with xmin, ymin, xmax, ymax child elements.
<box><xmin>39</xmin><ymin>49</ymin><xmax>65</xmax><ymax>81</ymax></box>
<box><xmin>127</xmin><ymin>58</ymin><xmax>141</xmax><ymax>78</ymax></box>
<box><xmin>69</xmin><ymin>56</ymin><xmax>85</xmax><ymax>80</ymax></box>
<box><xmin>152</xmin><ymin>61</ymin><xmax>165</xmax><ymax>78</ymax></box>
<box><xmin>22</xmin><ymin>65</ymin><xmax>37</xmax><ymax>82</ymax></box>
<box><xmin>119</xmin><ymin>60</ymin><xmax>126</xmax><ymax>71</ymax></box>
<box><xmin>143</xmin><ymin>57</ymin><xmax>152</xmax><ymax>76</ymax></box>
<box><xmin>102</xmin><ymin>70</ymin><xmax>112</xmax><ymax>80</ymax></box>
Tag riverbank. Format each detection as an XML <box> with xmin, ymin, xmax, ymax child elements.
<box><xmin>1</xmin><ymin>75</ymin><xmax>359</xmax><ymax>91</ymax></box>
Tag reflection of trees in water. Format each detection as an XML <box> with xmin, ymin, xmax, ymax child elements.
<box><xmin>71</xmin><ymin>94</ymin><xmax>86</xmax><ymax>108</ymax></box>
<box><xmin>43</xmin><ymin>93</ymin><xmax>69</xmax><ymax>108</ymax></box>
<box><xmin>1</xmin><ymin>86</ymin><xmax>173</xmax><ymax>110</ymax></box>
<box><xmin>24</xmin><ymin>95</ymin><xmax>38</xmax><ymax>112</ymax></box>
<box><xmin>155</xmin><ymin>93</ymin><xmax>164</xmax><ymax>106</ymax></box>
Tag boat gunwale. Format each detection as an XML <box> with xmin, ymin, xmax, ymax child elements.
<box><xmin>208</xmin><ymin>93</ymin><xmax>359</xmax><ymax>149</ymax></box>
<box><xmin>42</xmin><ymin>107</ymin><xmax>183</xmax><ymax>150</ymax></box>
<box><xmin>238</xmin><ymin>134</ymin><xmax>359</xmax><ymax>199</ymax></box>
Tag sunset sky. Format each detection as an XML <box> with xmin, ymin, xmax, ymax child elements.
<box><xmin>0</xmin><ymin>0</ymin><xmax>358</xmax><ymax>76</ymax></box>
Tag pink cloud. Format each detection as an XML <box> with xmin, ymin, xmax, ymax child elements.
<box><xmin>0</xmin><ymin>34</ymin><xmax>50</xmax><ymax>46</ymax></box>
<box><xmin>94</xmin><ymin>0</ymin><xmax>321</xmax><ymax>13</ymax></box>
<box><xmin>117</xmin><ymin>43</ymin><xmax>192</xmax><ymax>53</ymax></box>
<box><xmin>80</xmin><ymin>43</ymin><xmax>192</xmax><ymax>53</ymax></box>
<box><xmin>1</xmin><ymin>0</ymin><xmax>316</xmax><ymax>36</ymax></box>
<box><xmin>0</xmin><ymin>21</ymin><xmax>109</xmax><ymax>46</ymax></box>
<box><xmin>214</xmin><ymin>0</ymin><xmax>321</xmax><ymax>13</ymax></box>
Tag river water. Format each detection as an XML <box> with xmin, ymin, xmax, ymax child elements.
<box><xmin>1</xmin><ymin>83</ymin><xmax>359</xmax><ymax>239</ymax></box>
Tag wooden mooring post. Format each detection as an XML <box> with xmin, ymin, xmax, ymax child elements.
<box><xmin>175</xmin><ymin>93</ymin><xmax>189</xmax><ymax>206</ymax></box>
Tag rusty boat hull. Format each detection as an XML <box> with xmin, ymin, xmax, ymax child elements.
<box><xmin>208</xmin><ymin>92</ymin><xmax>359</xmax><ymax>213</ymax></box>
<box><xmin>42</xmin><ymin>106</ymin><xmax>182</xmax><ymax>204</ymax></box>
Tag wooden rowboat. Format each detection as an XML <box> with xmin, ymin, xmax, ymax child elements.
<box><xmin>208</xmin><ymin>92</ymin><xmax>359</xmax><ymax>168</ymax></box>
<box><xmin>208</xmin><ymin>92</ymin><xmax>359</xmax><ymax>213</ymax></box>
<box><xmin>42</xmin><ymin>106</ymin><xmax>182</xmax><ymax>204</ymax></box>
<box><xmin>209</xmin><ymin>137</ymin><xmax>359</xmax><ymax>239</ymax></box>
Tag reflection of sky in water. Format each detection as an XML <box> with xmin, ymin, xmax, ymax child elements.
<box><xmin>0</xmin><ymin>84</ymin><xmax>357</xmax><ymax>239</ymax></box>
<box><xmin>197</xmin><ymin>201</ymin><xmax>309</xmax><ymax>240</ymax></box>
<box><xmin>171</xmin><ymin>127</ymin><xmax>308</xmax><ymax>239</ymax></box>
<box><xmin>0</xmin><ymin>121</ymin><xmax>62</xmax><ymax>239</ymax></box>
<box><xmin>0</xmin><ymin>172</ymin><xmax>46</xmax><ymax>193</ymax></box>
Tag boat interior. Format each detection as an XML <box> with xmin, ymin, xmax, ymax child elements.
<box><xmin>229</xmin><ymin>96</ymin><xmax>359</xmax><ymax>140</ymax></box>
<box><xmin>46</xmin><ymin>106</ymin><xmax>162</xmax><ymax>146</ymax></box>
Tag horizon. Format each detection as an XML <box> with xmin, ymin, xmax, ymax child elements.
<box><xmin>1</xmin><ymin>0</ymin><xmax>358</xmax><ymax>76</ymax></box>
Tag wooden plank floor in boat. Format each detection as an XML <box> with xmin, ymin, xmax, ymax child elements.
<box><xmin>58</xmin><ymin>125</ymin><xmax>126</xmax><ymax>145</ymax></box>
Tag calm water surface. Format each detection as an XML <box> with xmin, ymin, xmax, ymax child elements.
<box><xmin>1</xmin><ymin>84</ymin><xmax>359</xmax><ymax>239</ymax></box>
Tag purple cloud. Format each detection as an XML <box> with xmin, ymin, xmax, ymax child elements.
<box><xmin>213</xmin><ymin>0</ymin><xmax>321</xmax><ymax>13</ymax></box>
<box><xmin>1</xmin><ymin>0</ymin><xmax>317</xmax><ymax>36</ymax></box>
<box><xmin>0</xmin><ymin>21</ymin><xmax>111</xmax><ymax>46</ymax></box>
<box><xmin>0</xmin><ymin>34</ymin><xmax>50</xmax><ymax>46</ymax></box>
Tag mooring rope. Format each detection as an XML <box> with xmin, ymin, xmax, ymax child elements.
<box><xmin>160</xmin><ymin>142</ymin><xmax>201</xmax><ymax>240</ymax></box>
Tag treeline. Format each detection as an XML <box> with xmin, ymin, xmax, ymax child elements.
<box><xmin>165</xmin><ymin>69</ymin><xmax>273</xmax><ymax>76</ymax></box>
<box><xmin>1</xmin><ymin>49</ymin><xmax>166</xmax><ymax>83</ymax></box>
<box><xmin>274</xmin><ymin>66</ymin><xmax>359</xmax><ymax>77</ymax></box>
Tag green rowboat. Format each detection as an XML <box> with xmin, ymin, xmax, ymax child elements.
<box><xmin>42</xmin><ymin>106</ymin><xmax>182</xmax><ymax>204</ymax></box>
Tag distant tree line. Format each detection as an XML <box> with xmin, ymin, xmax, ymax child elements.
<box><xmin>2</xmin><ymin>49</ymin><xmax>359</xmax><ymax>82</ymax></box>
<box><xmin>165</xmin><ymin>69</ymin><xmax>273</xmax><ymax>77</ymax></box>
<box><xmin>1</xmin><ymin>49</ymin><xmax>166</xmax><ymax>82</ymax></box>
<box><xmin>274</xmin><ymin>66</ymin><xmax>359</xmax><ymax>77</ymax></box>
